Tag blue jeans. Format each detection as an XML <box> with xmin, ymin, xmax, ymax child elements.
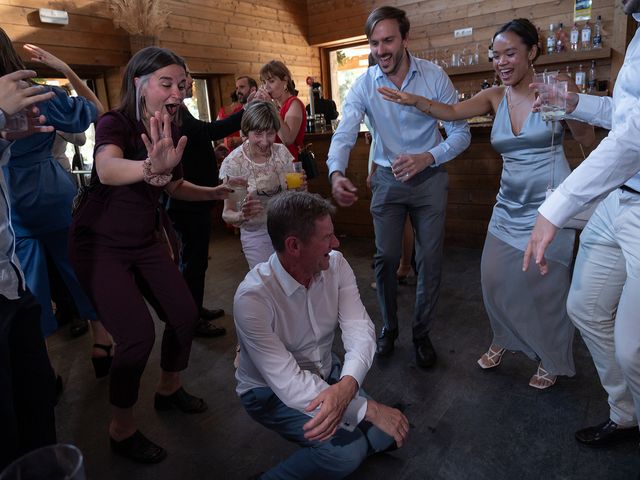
<box><xmin>240</xmin><ymin>364</ymin><xmax>395</xmax><ymax>479</ymax></box>
<box><xmin>370</xmin><ymin>166</ymin><xmax>448</xmax><ymax>342</ymax></box>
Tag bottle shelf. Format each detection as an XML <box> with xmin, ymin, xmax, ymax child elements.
<box><xmin>444</xmin><ymin>47</ymin><xmax>611</xmax><ymax>77</ymax></box>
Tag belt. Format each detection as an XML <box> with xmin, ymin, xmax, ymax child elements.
<box><xmin>620</xmin><ymin>185</ymin><xmax>640</xmax><ymax>195</ymax></box>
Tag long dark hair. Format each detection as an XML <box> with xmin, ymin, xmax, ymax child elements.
<box><xmin>118</xmin><ymin>46</ymin><xmax>187</xmax><ymax>122</ymax></box>
<box><xmin>0</xmin><ymin>27</ymin><xmax>26</xmax><ymax>76</ymax></box>
<box><xmin>493</xmin><ymin>18</ymin><xmax>541</xmax><ymax>62</ymax></box>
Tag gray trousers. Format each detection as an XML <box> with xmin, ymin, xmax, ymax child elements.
<box><xmin>370</xmin><ymin>166</ymin><xmax>448</xmax><ymax>343</ymax></box>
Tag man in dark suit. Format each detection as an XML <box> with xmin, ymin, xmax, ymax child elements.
<box><xmin>167</xmin><ymin>72</ymin><xmax>244</xmax><ymax>337</ymax></box>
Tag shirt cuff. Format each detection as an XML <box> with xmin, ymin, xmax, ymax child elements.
<box><xmin>339</xmin><ymin>396</ymin><xmax>368</xmax><ymax>432</ymax></box>
<box><xmin>340</xmin><ymin>361</ymin><xmax>369</xmax><ymax>388</ymax></box>
<box><xmin>538</xmin><ymin>188</ymin><xmax>577</xmax><ymax>228</ymax></box>
<box><xmin>428</xmin><ymin>144</ymin><xmax>445</xmax><ymax>167</ymax></box>
<box><xmin>566</xmin><ymin>93</ymin><xmax>600</xmax><ymax>123</ymax></box>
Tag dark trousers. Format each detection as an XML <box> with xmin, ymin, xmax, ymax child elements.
<box><xmin>0</xmin><ymin>291</ymin><xmax>56</xmax><ymax>470</ymax></box>
<box><xmin>71</xmin><ymin>242</ymin><xmax>198</xmax><ymax>408</ymax></box>
<box><xmin>169</xmin><ymin>208</ymin><xmax>212</xmax><ymax>310</ymax></box>
<box><xmin>370</xmin><ymin>166</ymin><xmax>448</xmax><ymax>342</ymax></box>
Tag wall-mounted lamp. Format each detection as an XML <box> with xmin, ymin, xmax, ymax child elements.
<box><xmin>38</xmin><ymin>8</ymin><xmax>69</xmax><ymax>25</ymax></box>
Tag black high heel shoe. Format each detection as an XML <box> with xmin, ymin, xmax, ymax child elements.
<box><xmin>91</xmin><ymin>343</ymin><xmax>113</xmax><ymax>378</ymax></box>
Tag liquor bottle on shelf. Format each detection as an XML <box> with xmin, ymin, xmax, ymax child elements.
<box><xmin>593</xmin><ymin>15</ymin><xmax>603</xmax><ymax>49</ymax></box>
<box><xmin>488</xmin><ymin>43</ymin><xmax>494</xmax><ymax>63</ymax></box>
<box><xmin>537</xmin><ymin>27</ymin><xmax>546</xmax><ymax>55</ymax></box>
<box><xmin>575</xmin><ymin>64</ymin><xmax>587</xmax><ymax>93</ymax></box>
<box><xmin>565</xmin><ymin>65</ymin><xmax>572</xmax><ymax>78</ymax></box>
<box><xmin>546</xmin><ymin>24</ymin><xmax>556</xmax><ymax>54</ymax></box>
<box><xmin>570</xmin><ymin>23</ymin><xmax>579</xmax><ymax>51</ymax></box>
<box><xmin>581</xmin><ymin>20</ymin><xmax>592</xmax><ymax>51</ymax></box>
<box><xmin>492</xmin><ymin>75</ymin><xmax>500</xmax><ymax>87</ymax></box>
<box><xmin>481</xmin><ymin>79</ymin><xmax>490</xmax><ymax>90</ymax></box>
<box><xmin>588</xmin><ymin>60</ymin><xmax>597</xmax><ymax>93</ymax></box>
<box><xmin>555</xmin><ymin>23</ymin><xmax>568</xmax><ymax>53</ymax></box>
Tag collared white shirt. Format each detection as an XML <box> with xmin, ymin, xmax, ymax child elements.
<box><xmin>540</xmin><ymin>18</ymin><xmax>640</xmax><ymax>227</ymax></box>
<box><xmin>327</xmin><ymin>54</ymin><xmax>470</xmax><ymax>175</ymax></box>
<box><xmin>234</xmin><ymin>250</ymin><xmax>375</xmax><ymax>430</ymax></box>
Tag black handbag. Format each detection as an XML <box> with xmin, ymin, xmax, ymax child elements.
<box><xmin>299</xmin><ymin>143</ymin><xmax>318</xmax><ymax>180</ymax></box>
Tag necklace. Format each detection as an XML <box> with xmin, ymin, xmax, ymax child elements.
<box><xmin>506</xmin><ymin>86</ymin><xmax>532</xmax><ymax>110</ymax></box>
<box><xmin>243</xmin><ymin>142</ymin><xmax>282</xmax><ymax>197</ymax></box>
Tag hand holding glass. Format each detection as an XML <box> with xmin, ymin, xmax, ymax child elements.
<box><xmin>537</xmin><ymin>74</ymin><xmax>568</xmax><ymax>121</ymax></box>
<box><xmin>391</xmin><ymin>153</ymin><xmax>411</xmax><ymax>182</ymax></box>
<box><xmin>225</xmin><ymin>174</ymin><xmax>249</xmax><ymax>210</ymax></box>
<box><xmin>286</xmin><ymin>162</ymin><xmax>304</xmax><ymax>189</ymax></box>
<box><xmin>241</xmin><ymin>190</ymin><xmax>264</xmax><ymax>219</ymax></box>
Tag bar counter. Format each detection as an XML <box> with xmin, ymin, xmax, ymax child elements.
<box><xmin>305</xmin><ymin>126</ymin><xmax>606</xmax><ymax>248</ymax></box>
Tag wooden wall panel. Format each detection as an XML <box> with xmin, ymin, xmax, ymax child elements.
<box><xmin>0</xmin><ymin>0</ymin><xmax>320</xmax><ymax>112</ymax></box>
<box><xmin>307</xmin><ymin>0</ymin><xmax>624</xmax><ymax>90</ymax></box>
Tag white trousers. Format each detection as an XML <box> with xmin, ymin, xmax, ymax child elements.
<box><xmin>567</xmin><ymin>188</ymin><xmax>640</xmax><ymax>427</ymax></box>
<box><xmin>240</xmin><ymin>226</ymin><xmax>274</xmax><ymax>270</ymax></box>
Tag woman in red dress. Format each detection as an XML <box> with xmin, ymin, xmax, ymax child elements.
<box><xmin>259</xmin><ymin>60</ymin><xmax>306</xmax><ymax>161</ymax></box>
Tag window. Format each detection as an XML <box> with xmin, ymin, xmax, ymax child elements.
<box><xmin>184</xmin><ymin>78</ymin><xmax>211</xmax><ymax>122</ymax></box>
<box><xmin>328</xmin><ymin>45</ymin><xmax>371</xmax><ymax>120</ymax></box>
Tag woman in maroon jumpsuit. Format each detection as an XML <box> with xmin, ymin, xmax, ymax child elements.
<box><xmin>70</xmin><ymin>47</ymin><xmax>231</xmax><ymax>464</ymax></box>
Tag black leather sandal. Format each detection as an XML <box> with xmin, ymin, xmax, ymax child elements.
<box><xmin>110</xmin><ymin>430</ymin><xmax>167</xmax><ymax>464</ymax></box>
<box><xmin>91</xmin><ymin>343</ymin><xmax>113</xmax><ymax>379</ymax></box>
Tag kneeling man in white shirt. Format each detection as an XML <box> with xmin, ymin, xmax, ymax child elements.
<box><xmin>234</xmin><ymin>191</ymin><xmax>409</xmax><ymax>479</ymax></box>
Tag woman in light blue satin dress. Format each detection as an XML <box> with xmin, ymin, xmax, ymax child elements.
<box><xmin>379</xmin><ymin>19</ymin><xmax>595</xmax><ymax>388</ymax></box>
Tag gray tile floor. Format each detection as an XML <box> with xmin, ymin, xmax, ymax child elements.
<box><xmin>49</xmin><ymin>228</ymin><xmax>640</xmax><ymax>479</ymax></box>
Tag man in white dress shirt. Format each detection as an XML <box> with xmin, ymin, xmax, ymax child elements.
<box><xmin>234</xmin><ymin>191</ymin><xmax>409</xmax><ymax>479</ymax></box>
<box><xmin>524</xmin><ymin>0</ymin><xmax>640</xmax><ymax>448</ymax></box>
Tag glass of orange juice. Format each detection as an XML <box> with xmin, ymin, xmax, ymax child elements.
<box><xmin>286</xmin><ymin>162</ymin><xmax>304</xmax><ymax>189</ymax></box>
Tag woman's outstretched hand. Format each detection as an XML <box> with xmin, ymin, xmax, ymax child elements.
<box><xmin>378</xmin><ymin>87</ymin><xmax>419</xmax><ymax>107</ymax></box>
<box><xmin>24</xmin><ymin>44</ymin><xmax>69</xmax><ymax>74</ymax></box>
<box><xmin>141</xmin><ymin>111</ymin><xmax>188</xmax><ymax>174</ymax></box>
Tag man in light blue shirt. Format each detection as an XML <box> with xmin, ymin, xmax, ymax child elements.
<box><xmin>327</xmin><ymin>6</ymin><xmax>470</xmax><ymax>368</ymax></box>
